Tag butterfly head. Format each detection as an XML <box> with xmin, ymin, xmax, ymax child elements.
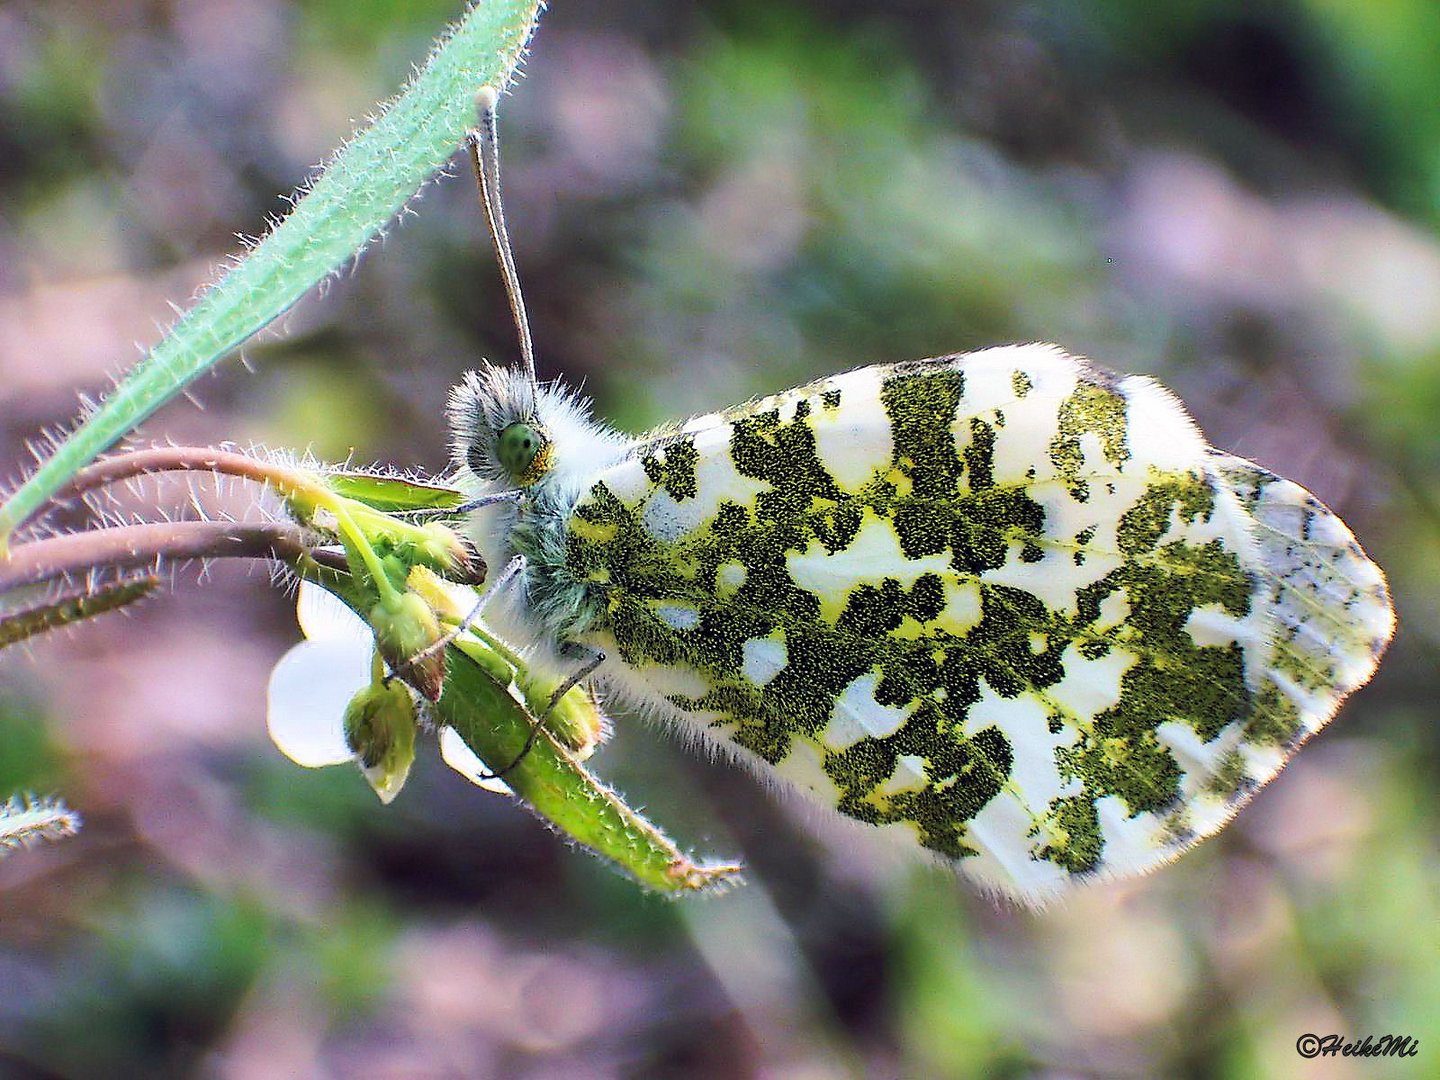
<box><xmin>445</xmin><ymin>362</ymin><xmax>631</xmax><ymax>637</ymax></box>
<box><xmin>447</xmin><ymin>363</ymin><xmax>630</xmax><ymax>499</ymax></box>
<box><xmin>447</xmin><ymin>364</ymin><xmax>556</xmax><ymax>489</ymax></box>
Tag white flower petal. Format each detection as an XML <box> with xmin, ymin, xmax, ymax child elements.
<box><xmin>296</xmin><ymin>580</ymin><xmax>371</xmax><ymax>644</ymax></box>
<box><xmin>267</xmin><ymin>639</ymin><xmax>370</xmax><ymax>767</ymax></box>
<box><xmin>440</xmin><ymin>727</ymin><xmax>513</xmax><ymax>795</ymax></box>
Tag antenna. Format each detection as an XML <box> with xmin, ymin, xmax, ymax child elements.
<box><xmin>467</xmin><ymin>87</ymin><xmax>536</xmax><ymax>385</ymax></box>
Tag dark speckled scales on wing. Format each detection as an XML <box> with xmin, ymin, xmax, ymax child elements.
<box><xmin>549</xmin><ymin>345</ymin><xmax>1392</xmax><ymax>899</ymax></box>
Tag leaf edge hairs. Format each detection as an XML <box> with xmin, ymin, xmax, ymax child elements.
<box><xmin>445</xmin><ymin>344</ymin><xmax>1393</xmax><ymax>904</ymax></box>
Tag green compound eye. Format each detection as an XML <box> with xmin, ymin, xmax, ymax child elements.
<box><xmin>497</xmin><ymin>422</ymin><xmax>547</xmax><ymax>482</ymax></box>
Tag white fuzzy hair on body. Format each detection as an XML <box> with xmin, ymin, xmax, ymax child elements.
<box><xmin>445</xmin><ymin>364</ymin><xmax>758</xmax><ymax>765</ymax></box>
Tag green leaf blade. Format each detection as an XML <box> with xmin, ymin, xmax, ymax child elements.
<box><xmin>440</xmin><ymin>645</ymin><xmax>744</xmax><ymax>895</ymax></box>
<box><xmin>326</xmin><ymin>472</ymin><xmax>466</xmax><ymax>513</ymax></box>
<box><xmin>0</xmin><ymin>0</ymin><xmax>543</xmax><ymax>550</ymax></box>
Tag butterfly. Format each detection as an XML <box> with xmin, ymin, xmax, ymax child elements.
<box><xmin>444</xmin><ymin>343</ymin><xmax>1394</xmax><ymax>902</ymax></box>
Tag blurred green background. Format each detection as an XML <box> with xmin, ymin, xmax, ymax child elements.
<box><xmin>1</xmin><ymin>1</ymin><xmax>1437</xmax><ymax>1076</ymax></box>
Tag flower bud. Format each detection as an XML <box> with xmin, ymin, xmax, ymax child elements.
<box><xmin>343</xmin><ymin>680</ymin><xmax>417</xmax><ymax>804</ymax></box>
<box><xmin>368</xmin><ymin>592</ymin><xmax>446</xmax><ymax>700</ymax></box>
<box><xmin>412</xmin><ymin>522</ymin><xmax>475</xmax><ymax>577</ymax></box>
<box><xmin>405</xmin><ymin>565</ymin><xmax>471</xmax><ymax>625</ymax></box>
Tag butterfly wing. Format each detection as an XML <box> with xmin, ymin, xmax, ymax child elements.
<box><xmin>560</xmin><ymin>344</ymin><xmax>1392</xmax><ymax>900</ymax></box>
<box><xmin>1207</xmin><ymin>452</ymin><xmax>1393</xmax><ymax>747</ymax></box>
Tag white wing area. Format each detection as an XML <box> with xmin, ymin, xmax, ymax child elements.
<box><xmin>1214</xmin><ymin>454</ymin><xmax>1394</xmax><ymax>742</ymax></box>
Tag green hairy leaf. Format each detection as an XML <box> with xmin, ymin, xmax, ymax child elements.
<box><xmin>0</xmin><ymin>0</ymin><xmax>543</xmax><ymax>550</ymax></box>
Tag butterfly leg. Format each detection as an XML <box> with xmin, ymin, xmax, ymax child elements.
<box><xmin>453</xmin><ymin>490</ymin><xmax>523</xmax><ymax>515</ymax></box>
<box><xmin>394</xmin><ymin>492</ymin><xmax>524</xmax><ymax>521</ymax></box>
<box><xmin>544</xmin><ymin>644</ymin><xmax>606</xmax><ymax>714</ymax></box>
<box><xmin>387</xmin><ymin>553</ymin><xmax>526</xmax><ymax>688</ymax></box>
<box><xmin>389</xmin><ymin>489</ymin><xmax>521</xmax><ymax>521</ymax></box>
<box><xmin>475</xmin><ymin>643</ymin><xmax>606</xmax><ymax>781</ymax></box>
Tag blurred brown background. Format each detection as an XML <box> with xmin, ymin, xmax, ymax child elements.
<box><xmin>1</xmin><ymin>1</ymin><xmax>1436</xmax><ymax>1076</ymax></box>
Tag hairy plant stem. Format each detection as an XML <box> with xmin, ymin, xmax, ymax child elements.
<box><xmin>0</xmin><ymin>521</ymin><xmax>346</xmax><ymax>593</ymax></box>
<box><xmin>0</xmin><ymin>577</ymin><xmax>161</xmax><ymax>647</ymax></box>
<box><xmin>64</xmin><ymin>446</ymin><xmax>312</xmax><ymax>498</ymax></box>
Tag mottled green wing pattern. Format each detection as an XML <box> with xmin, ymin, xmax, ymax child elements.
<box><xmin>559</xmin><ymin>345</ymin><xmax>1392</xmax><ymax>900</ymax></box>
